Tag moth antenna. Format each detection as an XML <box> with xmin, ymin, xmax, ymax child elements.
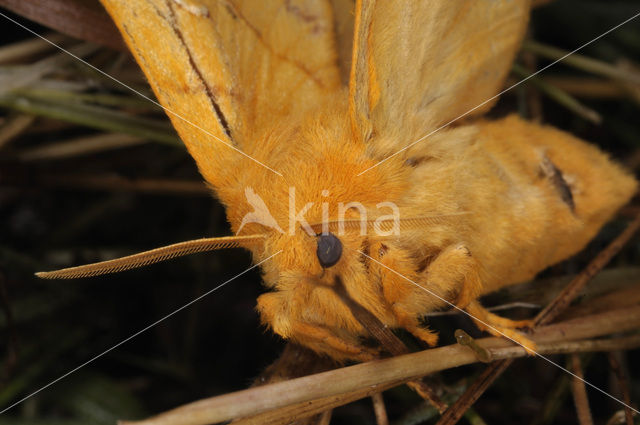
<box><xmin>395</xmin><ymin>213</ymin><xmax>471</xmax><ymax>228</ymax></box>
<box><xmin>36</xmin><ymin>235</ymin><xmax>265</xmax><ymax>279</ymax></box>
<box><xmin>309</xmin><ymin>213</ymin><xmax>471</xmax><ymax>234</ymax></box>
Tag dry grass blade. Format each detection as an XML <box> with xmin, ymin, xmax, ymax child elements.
<box><xmin>513</xmin><ymin>63</ymin><xmax>602</xmax><ymax>123</ymax></box>
<box><xmin>607</xmin><ymin>352</ymin><xmax>635</xmax><ymax>425</ymax></box>
<box><xmin>0</xmin><ymin>42</ymin><xmax>99</xmax><ymax>96</ymax></box>
<box><xmin>118</xmin><ymin>304</ymin><xmax>640</xmax><ymax>425</ymax></box>
<box><xmin>521</xmin><ymin>49</ymin><xmax>544</xmax><ymax>122</ymax></box>
<box><xmin>317</xmin><ymin>411</ymin><xmax>332</xmax><ymax>425</ymax></box>
<box><xmin>30</xmin><ymin>174</ymin><xmax>209</xmax><ymax>196</ymax></box>
<box><xmin>435</xmin><ymin>211</ymin><xmax>640</xmax><ymax>425</ymax></box>
<box><xmin>522</xmin><ymin>40</ymin><xmax>640</xmax><ymax>86</ymax></box>
<box><xmin>18</xmin><ymin>133</ymin><xmax>146</xmax><ymax>160</ymax></box>
<box><xmin>0</xmin><ymin>92</ymin><xmax>180</xmax><ymax>145</ymax></box>
<box><xmin>230</xmin><ymin>344</ymin><xmax>337</xmax><ymax>425</ymax></box>
<box><xmin>372</xmin><ymin>393</ymin><xmax>389</xmax><ymax>425</ymax></box>
<box><xmin>542</xmin><ymin>77</ymin><xmax>628</xmax><ymax>99</ymax></box>
<box><xmin>220</xmin><ymin>335</ymin><xmax>640</xmax><ymax>425</ymax></box>
<box><xmin>0</xmin><ymin>32</ymin><xmax>66</xmax><ymax>64</ymax></box>
<box><xmin>435</xmin><ymin>360</ymin><xmax>511</xmax><ymax>425</ymax></box>
<box><xmin>331</xmin><ymin>276</ymin><xmax>448</xmax><ymax>412</ymax></box>
<box><xmin>617</xmin><ymin>60</ymin><xmax>640</xmax><ymax>104</ymax></box>
<box><xmin>36</xmin><ymin>235</ymin><xmax>264</xmax><ymax>279</ymax></box>
<box><xmin>331</xmin><ymin>277</ymin><xmax>408</xmax><ymax>358</ymax></box>
<box><xmin>499</xmin><ymin>334</ymin><xmax>640</xmax><ymax>356</ymax></box>
<box><xmin>534</xmin><ymin>212</ymin><xmax>640</xmax><ymax>326</ymax></box>
<box><xmin>0</xmin><ymin>113</ymin><xmax>34</xmax><ymax>149</ymax></box>
<box><xmin>570</xmin><ymin>354</ymin><xmax>594</xmax><ymax>425</ymax></box>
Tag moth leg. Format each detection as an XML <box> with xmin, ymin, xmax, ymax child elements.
<box><xmin>465</xmin><ymin>300</ymin><xmax>537</xmax><ymax>355</ymax></box>
<box><xmin>421</xmin><ymin>244</ymin><xmax>534</xmax><ymax>331</ymax></box>
<box><xmin>371</xmin><ymin>242</ymin><xmax>449</xmax><ymax>347</ymax></box>
<box><xmin>465</xmin><ymin>301</ymin><xmax>533</xmax><ymax>330</ymax></box>
<box><xmin>435</xmin><ymin>244</ymin><xmax>482</xmax><ymax>309</ymax></box>
<box><xmin>290</xmin><ymin>322</ymin><xmax>378</xmax><ymax>361</ymax></box>
<box><xmin>257</xmin><ymin>293</ymin><xmax>376</xmax><ymax>361</ymax></box>
<box><xmin>392</xmin><ymin>307</ymin><xmax>439</xmax><ymax>347</ymax></box>
<box><xmin>374</xmin><ymin>242</ymin><xmax>531</xmax><ymax>351</ymax></box>
<box><xmin>429</xmin><ymin>246</ymin><xmax>536</xmax><ymax>354</ymax></box>
<box><xmin>376</xmin><ymin>242</ymin><xmax>490</xmax><ymax>346</ymax></box>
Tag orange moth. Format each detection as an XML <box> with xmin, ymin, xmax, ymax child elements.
<box><xmin>39</xmin><ymin>0</ymin><xmax>637</xmax><ymax>361</ymax></box>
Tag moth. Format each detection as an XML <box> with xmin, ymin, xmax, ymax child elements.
<box><xmin>39</xmin><ymin>0</ymin><xmax>637</xmax><ymax>361</ymax></box>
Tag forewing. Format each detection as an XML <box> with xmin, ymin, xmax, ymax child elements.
<box><xmin>100</xmin><ymin>0</ymin><xmax>341</xmax><ymax>186</ymax></box>
<box><xmin>329</xmin><ymin>0</ymin><xmax>355</xmax><ymax>84</ymax></box>
<box><xmin>349</xmin><ymin>0</ymin><xmax>531</xmax><ymax>154</ymax></box>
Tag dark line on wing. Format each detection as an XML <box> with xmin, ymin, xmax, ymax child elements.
<box><xmin>541</xmin><ymin>155</ymin><xmax>575</xmax><ymax>212</ymax></box>
<box><xmin>157</xmin><ymin>0</ymin><xmax>234</xmax><ymax>141</ymax></box>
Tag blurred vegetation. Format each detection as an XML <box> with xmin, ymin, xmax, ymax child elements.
<box><xmin>0</xmin><ymin>1</ymin><xmax>639</xmax><ymax>424</ymax></box>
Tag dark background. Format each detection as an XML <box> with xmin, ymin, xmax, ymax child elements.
<box><xmin>0</xmin><ymin>1</ymin><xmax>639</xmax><ymax>424</ymax></box>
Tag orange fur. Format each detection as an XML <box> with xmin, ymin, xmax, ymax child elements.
<box><xmin>96</xmin><ymin>0</ymin><xmax>637</xmax><ymax>360</ymax></box>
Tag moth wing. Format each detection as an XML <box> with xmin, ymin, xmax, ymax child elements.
<box><xmin>328</xmin><ymin>0</ymin><xmax>355</xmax><ymax>83</ymax></box>
<box><xmin>99</xmin><ymin>0</ymin><xmax>342</xmax><ymax>185</ymax></box>
<box><xmin>349</xmin><ymin>0</ymin><xmax>531</xmax><ymax>153</ymax></box>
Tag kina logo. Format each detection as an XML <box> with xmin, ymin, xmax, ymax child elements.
<box><xmin>235</xmin><ymin>187</ymin><xmax>284</xmax><ymax>235</ymax></box>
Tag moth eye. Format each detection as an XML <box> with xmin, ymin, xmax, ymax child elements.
<box><xmin>316</xmin><ymin>233</ymin><xmax>343</xmax><ymax>268</ymax></box>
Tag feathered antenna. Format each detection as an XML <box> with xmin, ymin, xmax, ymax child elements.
<box><xmin>308</xmin><ymin>213</ymin><xmax>470</xmax><ymax>235</ymax></box>
<box><xmin>36</xmin><ymin>235</ymin><xmax>265</xmax><ymax>279</ymax></box>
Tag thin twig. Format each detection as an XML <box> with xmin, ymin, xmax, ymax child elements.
<box><xmin>496</xmin><ymin>334</ymin><xmax>640</xmax><ymax>357</ymax></box>
<box><xmin>331</xmin><ymin>277</ymin><xmax>448</xmax><ymax>412</ymax></box>
<box><xmin>541</xmin><ymin>77</ymin><xmax>627</xmax><ymax>98</ymax></box>
<box><xmin>230</xmin><ymin>344</ymin><xmax>336</xmax><ymax>425</ymax></box>
<box><xmin>570</xmin><ymin>354</ymin><xmax>594</xmax><ymax>425</ymax></box>
<box><xmin>118</xmin><ymin>304</ymin><xmax>640</xmax><ymax>425</ymax></box>
<box><xmin>607</xmin><ymin>352</ymin><xmax>635</xmax><ymax>425</ymax></box>
<box><xmin>530</xmin><ymin>370</ymin><xmax>572</xmax><ymax>425</ymax></box>
<box><xmin>513</xmin><ymin>63</ymin><xmax>602</xmax><ymax>124</ymax></box>
<box><xmin>499</xmin><ymin>267</ymin><xmax>640</xmax><ymax>314</ymax></box>
<box><xmin>372</xmin><ymin>393</ymin><xmax>389</xmax><ymax>425</ymax></box>
<box><xmin>535</xmin><ymin>213</ymin><xmax>640</xmax><ymax>327</ymax></box>
<box><xmin>606</xmin><ymin>411</ymin><xmax>634</xmax><ymax>425</ymax></box>
<box><xmin>405</xmin><ymin>381</ymin><xmax>448</xmax><ymax>414</ymax></box>
<box><xmin>522</xmin><ymin>40</ymin><xmax>640</xmax><ymax>86</ymax></box>
<box><xmin>435</xmin><ymin>212</ymin><xmax>640</xmax><ymax>425</ymax></box>
<box><xmin>436</xmin><ymin>360</ymin><xmax>511</xmax><ymax>425</ymax></box>
<box><xmin>463</xmin><ymin>408</ymin><xmax>489</xmax><ymax>425</ymax></box>
<box><xmin>617</xmin><ymin>60</ymin><xmax>640</xmax><ymax>104</ymax></box>
<box><xmin>316</xmin><ymin>410</ymin><xmax>332</xmax><ymax>425</ymax></box>
<box><xmin>522</xmin><ymin>49</ymin><xmax>544</xmax><ymax>122</ymax></box>
<box><xmin>425</xmin><ymin>302</ymin><xmax>541</xmax><ymax>317</ymax></box>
